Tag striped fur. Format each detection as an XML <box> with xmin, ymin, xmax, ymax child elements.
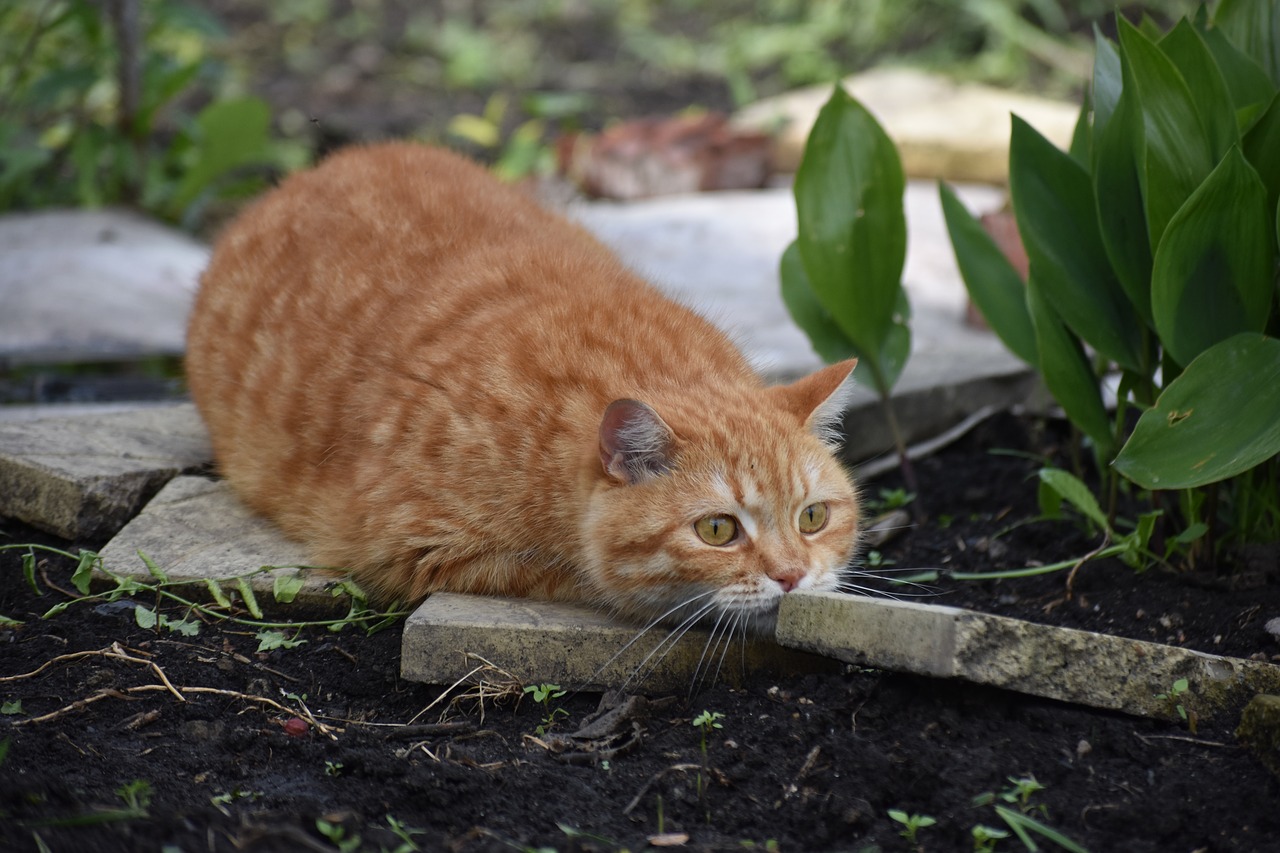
<box><xmin>186</xmin><ymin>143</ymin><xmax>861</xmax><ymax>627</ymax></box>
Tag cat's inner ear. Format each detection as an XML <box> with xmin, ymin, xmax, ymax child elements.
<box><xmin>779</xmin><ymin>358</ymin><xmax>858</xmax><ymax>447</ymax></box>
<box><xmin>599</xmin><ymin>399</ymin><xmax>676</xmax><ymax>484</ymax></box>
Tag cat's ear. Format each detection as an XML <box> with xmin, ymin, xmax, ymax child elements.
<box><xmin>773</xmin><ymin>359</ymin><xmax>858</xmax><ymax>447</ymax></box>
<box><xmin>599</xmin><ymin>399</ymin><xmax>676</xmax><ymax>484</ymax></box>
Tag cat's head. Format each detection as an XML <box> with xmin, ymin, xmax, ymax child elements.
<box><xmin>582</xmin><ymin>359</ymin><xmax>861</xmax><ymax>632</ymax></box>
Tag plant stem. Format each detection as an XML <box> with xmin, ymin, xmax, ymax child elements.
<box><xmin>868</xmin><ymin>362</ymin><xmax>923</xmax><ymax>522</ymax></box>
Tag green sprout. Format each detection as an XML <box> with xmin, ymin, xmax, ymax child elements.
<box><xmin>888</xmin><ymin>809</ymin><xmax>937</xmax><ymax>845</ymax></box>
<box><xmin>522</xmin><ymin>683</ymin><xmax>568</xmax><ymax>735</ymax></box>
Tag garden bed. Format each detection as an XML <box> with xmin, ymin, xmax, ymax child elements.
<box><xmin>1</xmin><ymin>412</ymin><xmax>1276</xmax><ymax>852</ymax></box>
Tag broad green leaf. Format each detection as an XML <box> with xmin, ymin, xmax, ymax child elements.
<box><xmin>1158</xmin><ymin>19</ymin><xmax>1240</xmax><ymax>159</ymax></box>
<box><xmin>1150</xmin><ymin>147</ymin><xmax>1274</xmax><ymax>367</ymax></box>
<box><xmin>1243</xmin><ymin>93</ymin><xmax>1280</xmax><ymax>229</ymax></box>
<box><xmin>1118</xmin><ymin>16</ymin><xmax>1217</xmax><ymax>249</ymax></box>
<box><xmin>165</xmin><ymin>616</ymin><xmax>200</xmax><ymax>637</ymax></box>
<box><xmin>1214</xmin><ymin>0</ymin><xmax>1280</xmax><ymax>86</ymax></box>
<box><xmin>1009</xmin><ymin>116</ymin><xmax>1143</xmax><ymax>373</ymax></box>
<box><xmin>1026</xmin><ymin>272</ymin><xmax>1114</xmax><ymax>457</ymax></box>
<box><xmin>72</xmin><ymin>550</ymin><xmax>97</xmax><ymax>595</ymax></box>
<box><xmin>273</xmin><ymin>572</ymin><xmax>306</xmax><ymax>605</ymax></box>
<box><xmin>938</xmin><ymin>182</ymin><xmax>1037</xmax><ymax>364</ymax></box>
<box><xmin>135</xmin><ymin>604</ymin><xmax>158</xmax><ymax>630</ymax></box>
<box><xmin>1069</xmin><ymin>90</ymin><xmax>1091</xmax><ymax>167</ymax></box>
<box><xmin>1196</xmin><ymin>17</ymin><xmax>1276</xmax><ymax>116</ymax></box>
<box><xmin>1038</xmin><ymin>468</ymin><xmax>1110</xmax><ymax>534</ymax></box>
<box><xmin>793</xmin><ymin>85</ymin><xmax>906</xmax><ymax>359</ymax></box>
<box><xmin>172</xmin><ymin>97</ymin><xmax>273</xmax><ymax>210</ymax></box>
<box><xmin>1092</xmin><ymin>85</ymin><xmax>1154</xmax><ymax>328</ymax></box>
<box><xmin>862</xmin><ymin>289</ymin><xmax>911</xmax><ymax>396</ymax></box>
<box><xmin>779</xmin><ymin>241</ymin><xmax>860</xmax><ymax>365</ymax></box>
<box><xmin>1092</xmin><ymin>27</ymin><xmax>1123</xmax><ymax>136</ymax></box>
<box><xmin>1114</xmin><ymin>334</ymin><xmax>1280</xmax><ymax>488</ymax></box>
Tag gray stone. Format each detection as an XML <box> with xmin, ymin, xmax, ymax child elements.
<box><xmin>0</xmin><ymin>403</ymin><xmax>210</xmax><ymax>539</ymax></box>
<box><xmin>1236</xmin><ymin>694</ymin><xmax>1280</xmax><ymax>780</ymax></box>
<box><xmin>776</xmin><ymin>591</ymin><xmax>1280</xmax><ymax>722</ymax></box>
<box><xmin>98</xmin><ymin>476</ymin><xmax>337</xmax><ymax>607</ymax></box>
<box><xmin>401</xmin><ymin>592</ymin><xmax>835</xmax><ymax>691</ymax></box>
<box><xmin>0</xmin><ymin>209</ymin><xmax>207</xmax><ymax>363</ymax></box>
<box><xmin>733</xmin><ymin>67</ymin><xmax>1082</xmax><ymax>182</ymax></box>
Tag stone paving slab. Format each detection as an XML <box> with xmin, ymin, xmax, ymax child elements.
<box><xmin>0</xmin><ymin>403</ymin><xmax>210</xmax><ymax>540</ymax></box>
<box><xmin>776</xmin><ymin>590</ymin><xmax>1280</xmax><ymax>722</ymax></box>
<box><xmin>97</xmin><ymin>475</ymin><xmax>336</xmax><ymax>606</ymax></box>
<box><xmin>0</xmin><ymin>208</ymin><xmax>207</xmax><ymax>363</ymax></box>
<box><xmin>401</xmin><ymin>593</ymin><xmax>836</xmax><ymax>691</ymax></box>
<box><xmin>734</xmin><ymin>67</ymin><xmax>1081</xmax><ymax>183</ymax></box>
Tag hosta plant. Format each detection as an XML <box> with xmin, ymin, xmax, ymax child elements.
<box><xmin>943</xmin><ymin>2</ymin><xmax>1280</xmax><ymax>564</ymax></box>
<box><xmin>780</xmin><ymin>85</ymin><xmax>918</xmax><ymax>496</ymax></box>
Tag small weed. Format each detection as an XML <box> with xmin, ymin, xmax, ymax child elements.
<box><xmin>324</xmin><ymin>760</ymin><xmax>344</xmax><ymax>777</ymax></box>
<box><xmin>316</xmin><ymin>818</ymin><xmax>361</xmax><ymax>853</ymax></box>
<box><xmin>692</xmin><ymin>710</ymin><xmax>725</xmax><ymax>816</ymax></box>
<box><xmin>972</xmin><ymin>776</ymin><xmax>1090</xmax><ymax>853</ymax></box>
<box><xmin>971</xmin><ymin>823</ymin><xmax>1010</xmax><ymax>852</ymax></box>
<box><xmin>865</xmin><ymin>549</ymin><xmax>896</xmax><ymax>568</ymax></box>
<box><xmin>522</xmin><ymin>683</ymin><xmax>568</xmax><ymax>735</ymax></box>
<box><xmin>384</xmin><ymin>814</ymin><xmax>427</xmax><ymax>853</ymax></box>
<box><xmin>2</xmin><ymin>699</ymin><xmax>23</xmax><ymax>715</ymax></box>
<box><xmin>1155</xmin><ymin>677</ymin><xmax>1198</xmax><ymax>732</ymax></box>
<box><xmin>866</xmin><ymin>488</ymin><xmax>917</xmax><ymax>514</ymax></box>
<box><xmin>209</xmin><ymin>788</ymin><xmax>262</xmax><ymax>816</ymax></box>
<box><xmin>888</xmin><ymin>809</ymin><xmax>937</xmax><ymax>845</ymax></box>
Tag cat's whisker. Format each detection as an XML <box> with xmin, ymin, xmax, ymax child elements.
<box><xmin>707</xmin><ymin>608</ymin><xmax>746</xmax><ymax>693</ymax></box>
<box><xmin>689</xmin><ymin>605</ymin><xmax>732</xmax><ymax>697</ymax></box>
<box><xmin>620</xmin><ymin>597</ymin><xmax>720</xmax><ymax>693</ymax></box>
<box><xmin>585</xmin><ymin>589</ymin><xmax>721</xmax><ymax>691</ymax></box>
<box><xmin>833</xmin><ymin>579</ymin><xmax>939</xmax><ymax>600</ymax></box>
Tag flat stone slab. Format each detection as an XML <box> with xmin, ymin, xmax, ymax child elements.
<box><xmin>777</xmin><ymin>591</ymin><xmax>1280</xmax><ymax>722</ymax></box>
<box><xmin>734</xmin><ymin>66</ymin><xmax>1081</xmax><ymax>183</ymax></box>
<box><xmin>0</xmin><ymin>403</ymin><xmax>210</xmax><ymax>540</ymax></box>
<box><xmin>402</xmin><ymin>593</ymin><xmax>835</xmax><ymax>691</ymax></box>
<box><xmin>97</xmin><ymin>476</ymin><xmax>338</xmax><ymax>607</ymax></box>
<box><xmin>0</xmin><ymin>208</ymin><xmax>207</xmax><ymax>364</ymax></box>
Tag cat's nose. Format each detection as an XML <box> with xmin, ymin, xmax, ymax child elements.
<box><xmin>769</xmin><ymin>566</ymin><xmax>805</xmax><ymax>592</ymax></box>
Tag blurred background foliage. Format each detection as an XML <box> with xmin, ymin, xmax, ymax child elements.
<box><xmin>2</xmin><ymin>0</ymin><xmax>1198</xmax><ymax>228</ymax></box>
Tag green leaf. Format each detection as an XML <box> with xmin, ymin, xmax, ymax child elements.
<box><xmin>1118</xmin><ymin>16</ymin><xmax>1217</xmax><ymax>250</ymax></box>
<box><xmin>21</xmin><ymin>549</ymin><xmax>38</xmax><ymax>596</ymax></box>
<box><xmin>1158</xmin><ymin>19</ymin><xmax>1240</xmax><ymax>159</ymax></box>
<box><xmin>164</xmin><ymin>616</ymin><xmax>200</xmax><ymax>637</ymax></box>
<box><xmin>171</xmin><ymin>97</ymin><xmax>273</xmax><ymax>211</ymax></box>
<box><xmin>2</xmin><ymin>700</ymin><xmax>23</xmax><ymax>715</ymax></box>
<box><xmin>41</xmin><ymin>601</ymin><xmax>72</xmax><ymax>619</ymax></box>
<box><xmin>255</xmin><ymin>629</ymin><xmax>307</xmax><ymax>652</ymax></box>
<box><xmin>793</xmin><ymin>85</ymin><xmax>906</xmax><ymax>361</ymax></box>
<box><xmin>1038</xmin><ymin>468</ymin><xmax>1110</xmax><ymax>533</ymax></box>
<box><xmin>1196</xmin><ymin>17</ymin><xmax>1276</xmax><ymax>116</ymax></box>
<box><xmin>204</xmin><ymin>578</ymin><xmax>233</xmax><ymax>609</ymax></box>
<box><xmin>1069</xmin><ymin>90</ymin><xmax>1092</xmax><ymax>166</ymax></box>
<box><xmin>0</xmin><ymin>615</ymin><xmax>21</xmax><ymax>628</ymax></box>
<box><xmin>71</xmin><ymin>550</ymin><xmax>97</xmax><ymax>595</ymax></box>
<box><xmin>1214</xmin><ymin>0</ymin><xmax>1280</xmax><ymax>86</ymax></box>
<box><xmin>1150</xmin><ymin>147</ymin><xmax>1274</xmax><ymax>367</ymax></box>
<box><xmin>1091</xmin><ymin>27</ymin><xmax>1124</xmax><ymax>136</ymax></box>
<box><xmin>236</xmin><ymin>578</ymin><xmax>264</xmax><ymax>619</ymax></box>
<box><xmin>1114</xmin><ymin>334</ymin><xmax>1280</xmax><ymax>489</ymax></box>
<box><xmin>1092</xmin><ymin>85</ymin><xmax>1154</xmax><ymax>327</ymax></box>
<box><xmin>135</xmin><ymin>604</ymin><xmax>158</xmax><ymax>630</ymax></box>
<box><xmin>1026</xmin><ymin>273</ymin><xmax>1114</xmax><ymax>457</ymax></box>
<box><xmin>138</xmin><ymin>551</ymin><xmax>168</xmax><ymax>584</ymax></box>
<box><xmin>779</xmin><ymin>241</ymin><xmax>859</xmax><ymax>364</ymax></box>
<box><xmin>938</xmin><ymin>182</ymin><xmax>1036</xmax><ymax>364</ymax></box>
<box><xmin>272</xmin><ymin>572</ymin><xmax>306</xmax><ymax>604</ymax></box>
<box><xmin>1009</xmin><ymin>116</ymin><xmax>1143</xmax><ymax>373</ymax></box>
<box><xmin>1243</xmin><ymin>93</ymin><xmax>1280</xmax><ymax>231</ymax></box>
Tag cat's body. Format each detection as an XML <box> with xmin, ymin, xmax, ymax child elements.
<box><xmin>186</xmin><ymin>143</ymin><xmax>860</xmax><ymax>629</ymax></box>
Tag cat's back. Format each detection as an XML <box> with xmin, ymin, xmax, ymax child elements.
<box><xmin>187</xmin><ymin>143</ymin><xmax>757</xmax><ymax>551</ymax></box>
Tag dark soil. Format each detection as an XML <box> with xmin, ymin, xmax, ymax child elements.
<box><xmin>2</xmin><ymin>412</ymin><xmax>1278</xmax><ymax>853</ymax></box>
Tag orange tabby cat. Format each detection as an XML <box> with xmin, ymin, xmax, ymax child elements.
<box><xmin>186</xmin><ymin>143</ymin><xmax>860</xmax><ymax>630</ymax></box>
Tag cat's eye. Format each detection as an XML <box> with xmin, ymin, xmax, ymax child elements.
<box><xmin>694</xmin><ymin>514</ymin><xmax>738</xmax><ymax>546</ymax></box>
<box><xmin>798</xmin><ymin>502</ymin><xmax>829</xmax><ymax>534</ymax></box>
